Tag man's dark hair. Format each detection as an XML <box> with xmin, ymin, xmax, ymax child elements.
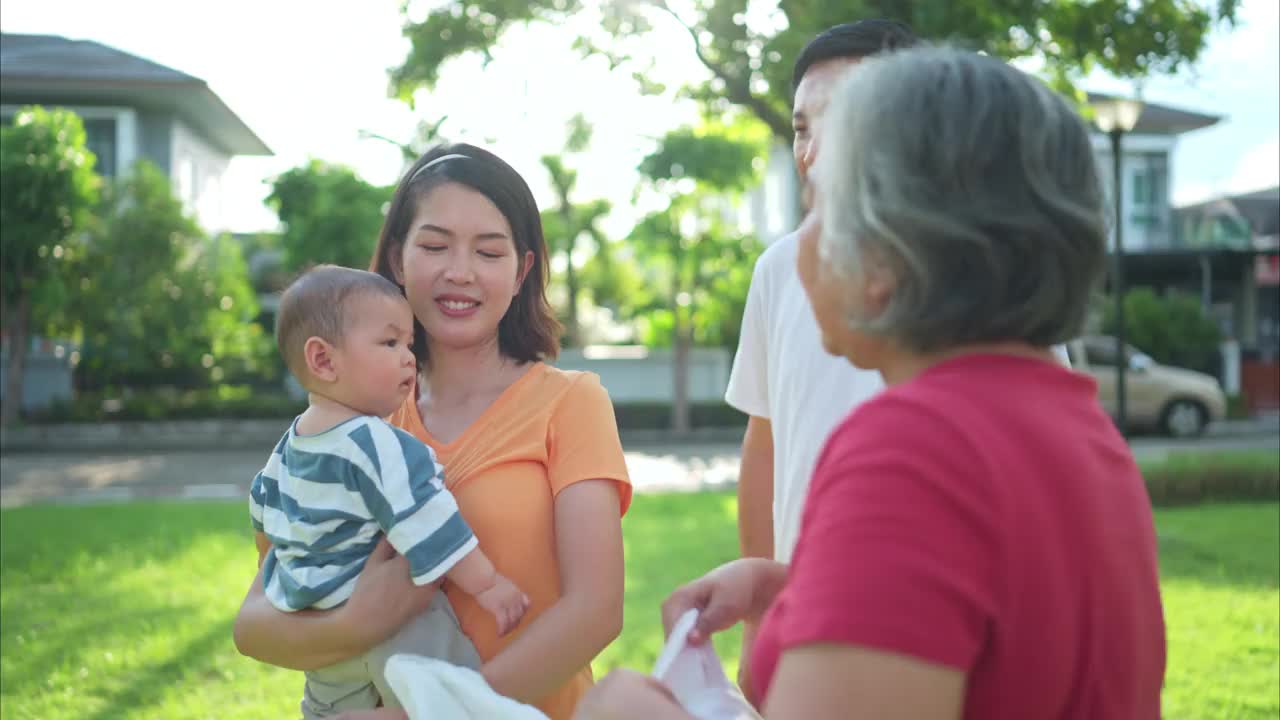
<box><xmin>792</xmin><ymin>20</ymin><xmax>919</xmax><ymax>92</ymax></box>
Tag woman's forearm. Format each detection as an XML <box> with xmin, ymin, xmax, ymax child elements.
<box><xmin>235</xmin><ymin>539</ymin><xmax>441</xmax><ymax>672</ymax></box>
<box><xmin>481</xmin><ymin>590</ymin><xmax>622</xmax><ymax>704</ymax></box>
<box><xmin>233</xmin><ymin>568</ymin><xmax>376</xmax><ymax>671</ymax></box>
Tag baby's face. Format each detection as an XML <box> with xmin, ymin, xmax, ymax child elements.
<box><xmin>333</xmin><ymin>294</ymin><xmax>417</xmax><ymax>417</ymax></box>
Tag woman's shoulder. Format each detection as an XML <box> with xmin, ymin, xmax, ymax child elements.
<box><xmin>526</xmin><ymin>364</ymin><xmax>608</xmax><ymax>401</ymax></box>
<box><xmin>516</xmin><ymin>365</ymin><xmax>619</xmax><ymax>434</ymax></box>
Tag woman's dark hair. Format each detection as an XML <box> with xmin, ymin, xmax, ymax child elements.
<box><xmin>792</xmin><ymin>19</ymin><xmax>919</xmax><ymax>92</ymax></box>
<box><xmin>369</xmin><ymin>143</ymin><xmax>561</xmax><ymax>368</ymax></box>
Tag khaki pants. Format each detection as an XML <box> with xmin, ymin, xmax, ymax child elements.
<box><xmin>300</xmin><ymin>591</ymin><xmax>482</xmax><ymax>719</ymax></box>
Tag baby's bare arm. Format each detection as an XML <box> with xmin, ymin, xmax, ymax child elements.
<box><xmin>444</xmin><ymin>546</ymin><xmax>499</xmax><ymax>596</ymax></box>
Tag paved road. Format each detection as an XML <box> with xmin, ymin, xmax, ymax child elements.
<box><xmin>0</xmin><ymin>443</ymin><xmax>744</xmax><ymax>508</ymax></box>
<box><xmin>3</xmin><ymin>432</ymin><xmax>1275</xmax><ymax>509</ymax></box>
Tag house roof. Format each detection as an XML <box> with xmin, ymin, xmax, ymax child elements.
<box><xmin>1230</xmin><ymin>187</ymin><xmax>1280</xmax><ymax>238</ymax></box>
<box><xmin>1175</xmin><ymin>186</ymin><xmax>1280</xmax><ymax>248</ymax></box>
<box><xmin>0</xmin><ymin>33</ymin><xmax>271</xmax><ymax>156</ymax></box>
<box><xmin>1086</xmin><ymin>91</ymin><xmax>1220</xmax><ymax>136</ymax></box>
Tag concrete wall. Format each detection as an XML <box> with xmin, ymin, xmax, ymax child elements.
<box><xmin>0</xmin><ymin>346</ymin><xmax>73</xmax><ymax>411</ymax></box>
<box><xmin>283</xmin><ymin>347</ymin><xmax>734</xmax><ymax>404</ymax></box>
<box><xmin>554</xmin><ymin>347</ymin><xmax>731</xmax><ymax>403</ymax></box>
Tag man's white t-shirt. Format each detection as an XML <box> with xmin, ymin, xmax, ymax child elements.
<box><xmin>726</xmin><ymin>232</ymin><xmax>1071</xmax><ymax>563</ymax></box>
<box><xmin>725</xmin><ymin>232</ymin><xmax>885</xmax><ymax>563</ymax></box>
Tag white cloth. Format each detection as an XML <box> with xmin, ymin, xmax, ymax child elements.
<box><xmin>726</xmin><ymin>232</ymin><xmax>1073</xmax><ymax>563</ymax></box>
<box><xmin>384</xmin><ymin>653</ymin><xmax>548</xmax><ymax>720</ymax></box>
<box><xmin>653</xmin><ymin>610</ymin><xmax>762</xmax><ymax>720</ymax></box>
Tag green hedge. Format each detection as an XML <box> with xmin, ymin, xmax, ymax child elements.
<box><xmin>28</xmin><ymin>387</ymin><xmax>749</xmax><ymax>430</ymax></box>
<box><xmin>1141</xmin><ymin>451</ymin><xmax>1280</xmax><ymax>506</ymax></box>
<box><xmin>31</xmin><ymin>386</ymin><xmax>306</xmax><ymax>423</ymax></box>
<box><xmin>1226</xmin><ymin>394</ymin><xmax>1250</xmax><ymax>420</ymax></box>
<box><xmin>610</xmin><ymin>402</ymin><xmax>748</xmax><ymax>430</ymax></box>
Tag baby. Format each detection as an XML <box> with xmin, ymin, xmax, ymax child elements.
<box><xmin>248</xmin><ymin>264</ymin><xmax>528</xmax><ymax>718</ymax></box>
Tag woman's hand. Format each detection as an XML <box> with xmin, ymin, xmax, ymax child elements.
<box><xmin>661</xmin><ymin>558</ymin><xmax>788</xmax><ymax>645</ymax></box>
<box><xmin>573</xmin><ymin>669</ymin><xmax>694</xmax><ymax>720</ymax></box>
<box><xmin>339</xmin><ymin>538</ymin><xmax>436</xmax><ymax>635</ymax></box>
<box><xmin>232</xmin><ymin>538</ymin><xmax>436</xmax><ymax>671</ymax></box>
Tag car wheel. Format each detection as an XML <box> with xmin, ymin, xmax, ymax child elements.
<box><xmin>1161</xmin><ymin>399</ymin><xmax>1207</xmax><ymax>438</ymax></box>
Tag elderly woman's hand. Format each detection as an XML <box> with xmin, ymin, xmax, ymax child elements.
<box><xmin>661</xmin><ymin>558</ymin><xmax>787</xmax><ymax>646</ymax></box>
<box><xmin>573</xmin><ymin>669</ymin><xmax>692</xmax><ymax>720</ymax></box>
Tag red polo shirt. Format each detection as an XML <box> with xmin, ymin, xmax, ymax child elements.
<box><xmin>750</xmin><ymin>354</ymin><xmax>1165</xmax><ymax>719</ymax></box>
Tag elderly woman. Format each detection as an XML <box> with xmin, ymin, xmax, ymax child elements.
<box><xmin>576</xmin><ymin>47</ymin><xmax>1165</xmax><ymax>720</ymax></box>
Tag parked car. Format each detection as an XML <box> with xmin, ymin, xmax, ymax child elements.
<box><xmin>1065</xmin><ymin>336</ymin><xmax>1226</xmax><ymax>438</ymax></box>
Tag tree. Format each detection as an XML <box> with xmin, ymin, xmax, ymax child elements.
<box><xmin>390</xmin><ymin>1</ymin><xmax>1239</xmax><ymax>143</ymax></box>
<box><xmin>359</xmin><ymin>113</ymin><xmax>450</xmax><ymax>169</ymax></box>
<box><xmin>633</xmin><ymin>120</ymin><xmax>764</xmax><ymax>432</ymax></box>
<box><xmin>267</xmin><ymin>160</ymin><xmax>389</xmax><ymax>274</ymax></box>
<box><xmin>1102</xmin><ymin>287</ymin><xmax>1222</xmax><ymax>374</ymax></box>
<box><xmin>70</xmin><ymin>161</ymin><xmax>270</xmax><ymax>390</ymax></box>
<box><xmin>539</xmin><ymin>113</ymin><xmax>613</xmax><ymax>346</ymax></box>
<box><xmin>0</xmin><ymin>106</ymin><xmax>98</xmax><ymax>426</ymax></box>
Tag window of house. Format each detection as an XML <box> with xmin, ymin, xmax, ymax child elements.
<box><xmin>83</xmin><ymin>117</ymin><xmax>118</xmax><ymax>178</ymax></box>
<box><xmin>1130</xmin><ymin>152</ymin><xmax>1167</xmax><ymax>229</ymax></box>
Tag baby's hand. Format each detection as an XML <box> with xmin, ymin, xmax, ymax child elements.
<box><xmin>474</xmin><ymin>574</ymin><xmax>530</xmax><ymax>637</ymax></box>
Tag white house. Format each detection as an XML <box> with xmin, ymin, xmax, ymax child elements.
<box><xmin>0</xmin><ymin>32</ymin><xmax>271</xmax><ymax>232</ymax></box>
<box><xmin>0</xmin><ymin>32</ymin><xmax>272</xmax><ymax>412</ymax></box>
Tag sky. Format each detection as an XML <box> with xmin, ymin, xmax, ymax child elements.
<box><xmin>1</xmin><ymin>0</ymin><xmax>1277</xmax><ymax>233</ymax></box>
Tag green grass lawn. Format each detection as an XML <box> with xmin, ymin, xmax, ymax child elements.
<box><xmin>2</xmin><ymin>496</ymin><xmax>1276</xmax><ymax>719</ymax></box>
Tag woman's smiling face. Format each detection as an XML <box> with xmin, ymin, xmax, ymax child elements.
<box><xmin>394</xmin><ymin>181</ymin><xmax>532</xmax><ymax>354</ymax></box>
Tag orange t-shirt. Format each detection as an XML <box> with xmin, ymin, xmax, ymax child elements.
<box><xmin>386</xmin><ymin>362</ymin><xmax>632</xmax><ymax>720</ymax></box>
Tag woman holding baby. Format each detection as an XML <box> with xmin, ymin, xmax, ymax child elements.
<box><xmin>234</xmin><ymin>145</ymin><xmax>631</xmax><ymax>720</ymax></box>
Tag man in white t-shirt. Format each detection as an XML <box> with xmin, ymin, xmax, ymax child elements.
<box><xmin>726</xmin><ymin>19</ymin><xmax>1070</xmax><ymax>683</ymax></box>
<box><xmin>728</xmin><ymin>18</ymin><xmax>921</xmax><ymax>569</ymax></box>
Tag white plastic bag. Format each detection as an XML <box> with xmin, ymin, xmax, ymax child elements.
<box><xmin>651</xmin><ymin>609</ymin><xmax>764</xmax><ymax>720</ymax></box>
<box><xmin>384</xmin><ymin>653</ymin><xmax>549</xmax><ymax>720</ymax></box>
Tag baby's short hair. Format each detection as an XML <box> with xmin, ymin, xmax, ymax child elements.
<box><xmin>275</xmin><ymin>264</ymin><xmax>406</xmax><ymax>382</ymax></box>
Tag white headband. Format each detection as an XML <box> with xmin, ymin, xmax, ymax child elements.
<box><xmin>408</xmin><ymin>153</ymin><xmax>470</xmax><ymax>183</ymax></box>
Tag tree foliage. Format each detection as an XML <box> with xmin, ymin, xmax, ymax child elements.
<box><xmin>391</xmin><ymin>0</ymin><xmax>1239</xmax><ymax>141</ymax></box>
<box><xmin>0</xmin><ymin>106</ymin><xmax>99</xmax><ymax>423</ymax></box>
<box><xmin>628</xmin><ymin>117</ymin><xmax>765</xmax><ymax>344</ymax></box>
<box><xmin>1102</xmin><ymin>287</ymin><xmax>1222</xmax><ymax>373</ymax></box>
<box><xmin>627</xmin><ymin>198</ymin><xmax>760</xmax><ymax>349</ymax></box>
<box><xmin>267</xmin><ymin>160</ymin><xmax>389</xmax><ymax>273</ymax></box>
<box><xmin>70</xmin><ymin>162</ymin><xmax>269</xmax><ymax>390</ymax></box>
<box><xmin>631</xmin><ymin>121</ymin><xmax>764</xmax><ymax>430</ymax></box>
<box><xmin>540</xmin><ymin>114</ymin><xmax>615</xmax><ymax>346</ymax></box>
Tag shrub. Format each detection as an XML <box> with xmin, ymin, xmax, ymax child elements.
<box><xmin>1102</xmin><ymin>287</ymin><xmax>1221</xmax><ymax>374</ymax></box>
<box><xmin>611</xmin><ymin>401</ymin><xmax>747</xmax><ymax>430</ymax></box>
<box><xmin>31</xmin><ymin>385</ymin><xmax>304</xmax><ymax>423</ymax></box>
<box><xmin>1142</xmin><ymin>451</ymin><xmax>1280</xmax><ymax>506</ymax></box>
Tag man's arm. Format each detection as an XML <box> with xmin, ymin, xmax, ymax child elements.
<box><xmin>738</xmin><ymin>415</ymin><xmax>775</xmax><ymax>562</ymax></box>
<box><xmin>737</xmin><ymin>414</ymin><xmax>775</xmax><ymax>693</ymax></box>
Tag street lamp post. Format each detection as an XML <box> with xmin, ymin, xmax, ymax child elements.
<box><xmin>1092</xmin><ymin>97</ymin><xmax>1143</xmax><ymax>435</ymax></box>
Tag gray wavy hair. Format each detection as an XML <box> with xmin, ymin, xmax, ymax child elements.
<box><xmin>815</xmin><ymin>46</ymin><xmax>1107</xmax><ymax>353</ymax></box>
